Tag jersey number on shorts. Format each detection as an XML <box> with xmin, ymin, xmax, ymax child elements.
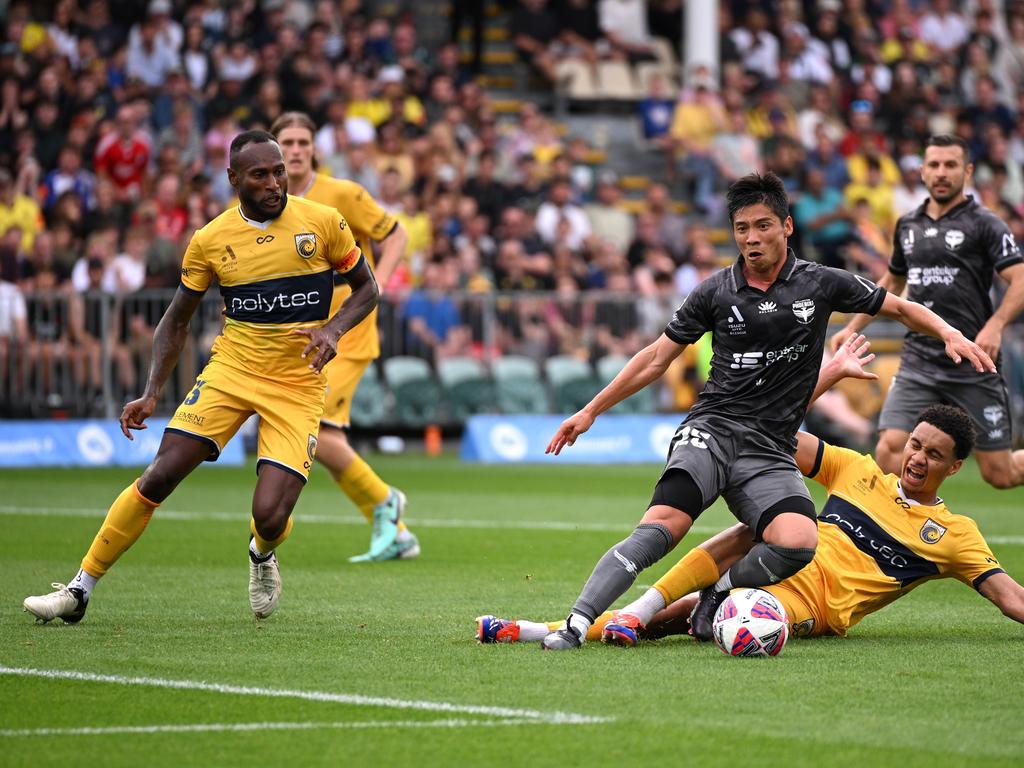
<box><xmin>670</xmin><ymin>424</ymin><xmax>711</xmax><ymax>453</ymax></box>
<box><xmin>184</xmin><ymin>379</ymin><xmax>207</xmax><ymax>406</ymax></box>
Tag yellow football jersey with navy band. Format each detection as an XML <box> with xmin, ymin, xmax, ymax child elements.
<box><xmin>180</xmin><ymin>195</ymin><xmax>361</xmax><ymax>384</ymax></box>
<box><xmin>797</xmin><ymin>441</ymin><xmax>1004</xmax><ymax>636</ymax></box>
<box><xmin>302</xmin><ymin>174</ymin><xmax>397</xmax><ymax>361</ymax></box>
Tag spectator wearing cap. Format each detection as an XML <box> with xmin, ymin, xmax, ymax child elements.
<box><xmin>378</xmin><ymin>65</ymin><xmax>427</xmax><ymax>130</ymax></box>
<box><xmin>892</xmin><ymin>154</ymin><xmax>928</xmax><ymax>217</ymax></box>
<box><xmin>584</xmin><ymin>171</ymin><xmax>634</xmax><ymax>254</ymax></box>
<box><xmin>0</xmin><ymin>168</ymin><xmax>42</xmax><ymax>253</ymax></box>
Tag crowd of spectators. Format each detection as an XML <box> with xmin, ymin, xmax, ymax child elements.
<box><xmin>0</xmin><ymin>0</ymin><xmax>1022</xmax><ymax>419</ymax></box>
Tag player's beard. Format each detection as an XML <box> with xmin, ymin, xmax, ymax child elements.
<box><xmin>928</xmin><ymin>179</ymin><xmax>963</xmax><ymax>204</ymax></box>
<box><xmin>246</xmin><ymin>191</ymin><xmax>288</xmax><ymax>221</ymax></box>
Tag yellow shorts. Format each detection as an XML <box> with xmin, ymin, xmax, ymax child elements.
<box><xmin>168</xmin><ymin>356</ymin><xmax>325</xmax><ymax>482</ymax></box>
<box><xmin>321</xmin><ymin>356</ymin><xmax>372</xmax><ymax>428</ymax></box>
<box><xmin>763</xmin><ymin>559</ymin><xmax>833</xmax><ymax>638</ymax></box>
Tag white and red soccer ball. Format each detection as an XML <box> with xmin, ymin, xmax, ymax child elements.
<box><xmin>712</xmin><ymin>588</ymin><xmax>789</xmax><ymax>657</ymax></box>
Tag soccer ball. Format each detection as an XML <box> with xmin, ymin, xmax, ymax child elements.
<box><xmin>712</xmin><ymin>588</ymin><xmax>789</xmax><ymax>657</ymax></box>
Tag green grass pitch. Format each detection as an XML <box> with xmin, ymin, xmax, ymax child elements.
<box><xmin>1</xmin><ymin>455</ymin><xmax>1022</xmax><ymax>767</ymax></box>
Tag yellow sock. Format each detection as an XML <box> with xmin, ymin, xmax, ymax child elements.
<box><xmin>251</xmin><ymin>516</ymin><xmax>293</xmax><ymax>554</ymax></box>
<box><xmin>546</xmin><ymin>612</ymin><xmax>614</xmax><ymax>642</ymax></box>
<box><xmin>336</xmin><ymin>455</ymin><xmax>407</xmax><ymax>532</ymax></box>
<box><xmin>653</xmin><ymin>547</ymin><xmax>720</xmax><ymax>604</ymax></box>
<box><xmin>81</xmin><ymin>481</ymin><xmax>159</xmax><ymax>577</ymax></box>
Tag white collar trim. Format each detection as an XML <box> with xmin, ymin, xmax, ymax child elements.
<box><xmin>237</xmin><ymin>206</ymin><xmax>274</xmax><ymax>231</ymax></box>
<box><xmin>896</xmin><ymin>480</ymin><xmax>942</xmax><ymax>507</ymax></box>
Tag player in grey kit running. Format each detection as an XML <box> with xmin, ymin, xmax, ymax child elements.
<box><xmin>833</xmin><ymin>134</ymin><xmax>1024</xmax><ymax>489</ymax></box>
<box><xmin>540</xmin><ymin>172</ymin><xmax>996</xmax><ymax>650</ymax></box>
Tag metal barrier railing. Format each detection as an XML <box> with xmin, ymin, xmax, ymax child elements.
<box><xmin>3</xmin><ymin>288</ymin><xmax>1022</xmax><ymax>429</ymax></box>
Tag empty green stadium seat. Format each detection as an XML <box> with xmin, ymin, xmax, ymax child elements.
<box><xmin>544</xmin><ymin>355</ymin><xmax>599</xmax><ymax>414</ymax></box>
<box><xmin>596</xmin><ymin>354</ymin><xmax>656</xmax><ymax>414</ymax></box>
<box><xmin>438</xmin><ymin>356</ymin><xmax>497</xmax><ymax>422</ymax></box>
<box><xmin>383</xmin><ymin>356</ymin><xmax>442</xmax><ymax>426</ymax></box>
<box><xmin>491</xmin><ymin>356</ymin><xmax>549</xmax><ymax>414</ymax></box>
<box><xmin>349</xmin><ymin>363</ymin><xmax>388</xmax><ymax>428</ymax></box>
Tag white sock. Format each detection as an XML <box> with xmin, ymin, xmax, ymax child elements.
<box><xmin>516</xmin><ymin>620</ymin><xmax>551</xmax><ymax>642</ymax></box>
<box><xmin>618</xmin><ymin>587</ymin><xmax>667</xmax><ymax>625</ymax></box>
<box><xmin>69</xmin><ymin>569</ymin><xmax>98</xmax><ymax>600</ymax></box>
<box><xmin>396</xmin><ymin>527</ymin><xmax>413</xmax><ymax>543</ymax></box>
<box><xmin>250</xmin><ymin>538</ymin><xmax>272</xmax><ymax>560</ymax></box>
<box><xmin>714</xmin><ymin>572</ymin><xmax>733</xmax><ymax>592</ymax></box>
<box><xmin>567</xmin><ymin>613</ymin><xmax>592</xmax><ymax>644</ymax></box>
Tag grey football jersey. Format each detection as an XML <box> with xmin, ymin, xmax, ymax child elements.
<box><xmin>890</xmin><ymin>196</ymin><xmax>1022</xmax><ymax>371</ymax></box>
<box><xmin>665</xmin><ymin>250</ymin><xmax>885</xmax><ymax>450</ymax></box>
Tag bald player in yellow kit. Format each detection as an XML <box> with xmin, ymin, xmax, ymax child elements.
<box><xmin>271</xmin><ymin>112</ymin><xmax>416</xmax><ymax>562</ymax></box>
<box><xmin>23</xmin><ymin>131</ymin><xmax>377</xmax><ymax>624</ymax></box>
<box><xmin>477</xmin><ymin>349</ymin><xmax>1024</xmax><ymax>644</ymax></box>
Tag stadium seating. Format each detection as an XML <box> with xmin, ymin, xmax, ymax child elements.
<box><xmin>544</xmin><ymin>355</ymin><xmax>600</xmax><ymax>414</ymax></box>
<box><xmin>383</xmin><ymin>356</ymin><xmax>442</xmax><ymax>426</ymax></box>
<box><xmin>438</xmin><ymin>356</ymin><xmax>497</xmax><ymax>421</ymax></box>
<box><xmin>491</xmin><ymin>355</ymin><xmax>549</xmax><ymax>414</ymax></box>
<box><xmin>350</xmin><ymin>362</ymin><xmax>388</xmax><ymax>428</ymax></box>
<box><xmin>597</xmin><ymin>355</ymin><xmax>656</xmax><ymax>414</ymax></box>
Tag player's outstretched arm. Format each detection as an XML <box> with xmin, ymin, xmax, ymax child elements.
<box><xmin>830</xmin><ymin>271</ymin><xmax>906</xmax><ymax>352</ymax></box>
<box><xmin>978</xmin><ymin>572</ymin><xmax>1024</xmax><ymax>625</ymax></box>
<box><xmin>294</xmin><ymin>258</ymin><xmax>378</xmax><ymax>373</ymax></box>
<box><xmin>876</xmin><ymin>291</ymin><xmax>996</xmax><ymax>373</ymax></box>
<box><xmin>121</xmin><ymin>287</ymin><xmax>204</xmax><ymax>439</ymax></box>
<box><xmin>546</xmin><ymin>333</ymin><xmax>685</xmax><ymax>455</ymax></box>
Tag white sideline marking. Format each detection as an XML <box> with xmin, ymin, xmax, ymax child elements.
<box><xmin>4</xmin><ymin>505</ymin><xmax>1024</xmax><ymax>544</ymax></box>
<box><xmin>0</xmin><ymin>719</ymin><xmax>536</xmax><ymax>737</ymax></box>
<box><xmin>0</xmin><ymin>505</ymin><xmax>719</xmax><ymax>535</ymax></box>
<box><xmin>0</xmin><ymin>667</ymin><xmax>611</xmax><ymax>726</ymax></box>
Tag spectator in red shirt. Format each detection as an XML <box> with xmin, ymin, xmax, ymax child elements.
<box><xmin>93</xmin><ymin>105</ymin><xmax>151</xmax><ymax>205</ymax></box>
<box><xmin>151</xmin><ymin>174</ymin><xmax>186</xmax><ymax>244</ymax></box>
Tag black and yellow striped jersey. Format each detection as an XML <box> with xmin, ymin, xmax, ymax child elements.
<box><xmin>180</xmin><ymin>196</ymin><xmax>361</xmax><ymax>384</ymax></box>
<box><xmin>806</xmin><ymin>441</ymin><xmax>1004</xmax><ymax>634</ymax></box>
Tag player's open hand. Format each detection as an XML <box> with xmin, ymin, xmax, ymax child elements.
<box><xmin>974</xmin><ymin>321</ymin><xmax>1003</xmax><ymax>362</ymax></box>
<box><xmin>828</xmin><ymin>326</ymin><xmax>858</xmax><ymax>354</ymax></box>
<box><xmin>546</xmin><ymin>410</ymin><xmax>595</xmax><ymax>456</ymax></box>
<box><xmin>944</xmin><ymin>330</ymin><xmax>997</xmax><ymax>374</ymax></box>
<box><xmin>832</xmin><ymin>333</ymin><xmax>877</xmax><ymax>381</ymax></box>
<box><xmin>120</xmin><ymin>395</ymin><xmax>157</xmax><ymax>440</ymax></box>
<box><xmin>293</xmin><ymin>327</ymin><xmax>339</xmax><ymax>373</ymax></box>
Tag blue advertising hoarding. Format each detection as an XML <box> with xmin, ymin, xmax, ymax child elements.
<box><xmin>460</xmin><ymin>414</ymin><xmax>687</xmax><ymax>464</ymax></box>
<box><xmin>0</xmin><ymin>419</ymin><xmax>245</xmax><ymax>468</ymax></box>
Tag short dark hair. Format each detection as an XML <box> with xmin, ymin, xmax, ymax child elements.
<box><xmin>726</xmin><ymin>172</ymin><xmax>789</xmax><ymax>224</ymax></box>
<box><xmin>915</xmin><ymin>404</ymin><xmax>976</xmax><ymax>460</ymax></box>
<box><xmin>229</xmin><ymin>130</ymin><xmax>278</xmax><ymax>168</ymax></box>
<box><xmin>926</xmin><ymin>134</ymin><xmax>971</xmax><ymax>162</ymax></box>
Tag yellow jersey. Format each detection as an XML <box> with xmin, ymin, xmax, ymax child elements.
<box><xmin>805</xmin><ymin>442</ymin><xmax>1004</xmax><ymax>635</ymax></box>
<box><xmin>300</xmin><ymin>174</ymin><xmax>397</xmax><ymax>360</ymax></box>
<box><xmin>180</xmin><ymin>196</ymin><xmax>361</xmax><ymax>384</ymax></box>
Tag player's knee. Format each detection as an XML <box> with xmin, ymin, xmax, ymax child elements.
<box><xmin>757</xmin><ymin>497</ymin><xmax>817</xmax><ymax>550</ymax></box>
<box><xmin>137</xmin><ymin>464</ymin><xmax>179</xmax><ymax>503</ymax></box>
<box><xmin>761</xmin><ymin>542</ymin><xmax>816</xmax><ymax>582</ymax></box>
<box><xmin>979</xmin><ymin>462</ymin><xmax>1016</xmax><ymax>489</ymax></box>
<box><xmin>252</xmin><ymin>507</ymin><xmax>290</xmax><ymax>541</ymax></box>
